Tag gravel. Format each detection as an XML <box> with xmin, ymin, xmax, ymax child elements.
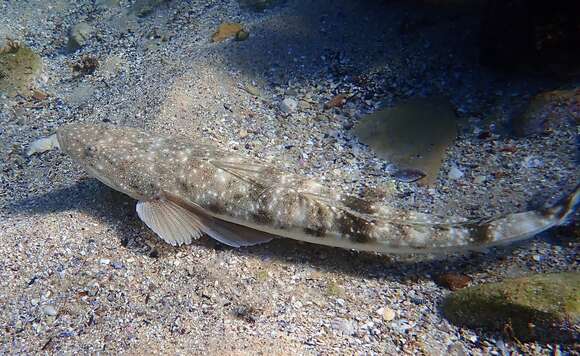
<box><xmin>0</xmin><ymin>0</ymin><xmax>578</xmax><ymax>354</ymax></box>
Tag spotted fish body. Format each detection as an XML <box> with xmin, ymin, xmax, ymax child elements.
<box><xmin>37</xmin><ymin>123</ymin><xmax>578</xmax><ymax>254</ymax></box>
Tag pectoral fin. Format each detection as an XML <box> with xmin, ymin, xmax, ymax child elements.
<box><xmin>136</xmin><ymin>198</ymin><xmax>204</xmax><ymax>246</ymax></box>
<box><xmin>138</xmin><ymin>193</ymin><xmax>275</xmax><ymax>248</ymax></box>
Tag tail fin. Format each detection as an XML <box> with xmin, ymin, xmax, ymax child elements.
<box><xmin>361</xmin><ymin>184</ymin><xmax>579</xmax><ymax>254</ymax></box>
<box><xmin>439</xmin><ymin>184</ymin><xmax>579</xmax><ymax>251</ymax></box>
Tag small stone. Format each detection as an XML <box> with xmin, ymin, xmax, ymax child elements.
<box><xmin>235</xmin><ymin>29</ymin><xmax>250</xmax><ymax>41</ymax></box>
<box><xmin>448</xmin><ymin>165</ymin><xmax>464</xmax><ymax>180</ymax></box>
<box><xmin>524</xmin><ymin>156</ymin><xmax>544</xmax><ymax>169</ymax></box>
<box><xmin>42</xmin><ymin>305</ymin><xmax>58</xmax><ymax>316</ymax></box>
<box><xmin>68</xmin><ymin>22</ymin><xmax>94</xmax><ymax>51</ymax></box>
<box><xmin>335</xmin><ymin>298</ymin><xmax>346</xmax><ymax>306</ymax></box>
<box><xmin>298</xmin><ymin>100</ymin><xmax>311</xmax><ymax>110</ymax></box>
<box><xmin>279</xmin><ymin>97</ymin><xmax>297</xmax><ymax>113</ymax></box>
<box><xmin>31</xmin><ymin>89</ymin><xmax>48</xmax><ymax>101</ymax></box>
<box><xmin>473</xmin><ymin>175</ymin><xmax>486</xmax><ymax>184</ymax></box>
<box><xmin>239</xmin><ymin>129</ymin><xmax>249</xmax><ymax>138</ymax></box>
<box><xmin>331</xmin><ymin>318</ymin><xmax>356</xmax><ymax>336</ymax></box>
<box><xmin>324</xmin><ymin>94</ymin><xmax>347</xmax><ymax>109</ymax></box>
<box><xmin>111</xmin><ymin>261</ymin><xmax>124</xmax><ymax>269</ymax></box>
<box><xmin>377</xmin><ymin>307</ymin><xmax>396</xmax><ymax>321</ymax></box>
<box><xmin>30</xmin><ymin>298</ymin><xmax>39</xmax><ymax>306</ymax></box>
<box><xmin>99</xmin><ymin>258</ymin><xmax>110</xmax><ymax>265</ymax></box>
<box><xmin>437</xmin><ymin>273</ymin><xmax>472</xmax><ymax>291</ymax></box>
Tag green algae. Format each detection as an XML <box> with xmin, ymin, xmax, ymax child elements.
<box><xmin>442</xmin><ymin>272</ymin><xmax>580</xmax><ymax>343</ymax></box>
<box><xmin>0</xmin><ymin>42</ymin><xmax>42</xmax><ymax>97</ymax></box>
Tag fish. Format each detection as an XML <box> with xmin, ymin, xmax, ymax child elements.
<box><xmin>28</xmin><ymin>123</ymin><xmax>579</xmax><ymax>254</ymax></box>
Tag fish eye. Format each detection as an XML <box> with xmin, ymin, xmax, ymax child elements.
<box><xmin>84</xmin><ymin>145</ymin><xmax>97</xmax><ymax>157</ymax></box>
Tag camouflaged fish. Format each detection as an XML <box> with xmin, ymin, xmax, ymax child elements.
<box><xmin>29</xmin><ymin>123</ymin><xmax>579</xmax><ymax>254</ymax></box>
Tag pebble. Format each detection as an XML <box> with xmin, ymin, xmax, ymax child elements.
<box><xmin>111</xmin><ymin>261</ymin><xmax>124</xmax><ymax>269</ymax></box>
<box><xmin>279</xmin><ymin>97</ymin><xmax>297</xmax><ymax>113</ymax></box>
<box><xmin>376</xmin><ymin>307</ymin><xmax>396</xmax><ymax>321</ymax></box>
<box><xmin>99</xmin><ymin>258</ymin><xmax>111</xmax><ymax>265</ymax></box>
<box><xmin>473</xmin><ymin>175</ymin><xmax>486</xmax><ymax>184</ymax></box>
<box><xmin>448</xmin><ymin>165</ymin><xmax>464</xmax><ymax>180</ymax></box>
<box><xmin>42</xmin><ymin>305</ymin><xmax>57</xmax><ymax>316</ymax></box>
<box><xmin>331</xmin><ymin>318</ymin><xmax>356</xmax><ymax>336</ymax></box>
<box><xmin>235</xmin><ymin>29</ymin><xmax>250</xmax><ymax>41</ymax></box>
<box><xmin>524</xmin><ymin>155</ymin><xmax>544</xmax><ymax>169</ymax></box>
<box><xmin>68</xmin><ymin>22</ymin><xmax>94</xmax><ymax>51</ymax></box>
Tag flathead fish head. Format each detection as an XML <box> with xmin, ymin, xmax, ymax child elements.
<box><xmin>56</xmin><ymin>123</ymin><xmax>112</xmax><ymax>165</ymax></box>
<box><xmin>55</xmin><ymin>123</ymin><xmax>147</xmax><ymax>198</ymax></box>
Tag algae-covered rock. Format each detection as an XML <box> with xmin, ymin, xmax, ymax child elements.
<box><xmin>511</xmin><ymin>88</ymin><xmax>579</xmax><ymax>137</ymax></box>
<box><xmin>0</xmin><ymin>41</ymin><xmax>42</xmax><ymax>97</ymax></box>
<box><xmin>442</xmin><ymin>272</ymin><xmax>580</xmax><ymax>343</ymax></box>
<box><xmin>353</xmin><ymin>97</ymin><xmax>457</xmax><ymax>185</ymax></box>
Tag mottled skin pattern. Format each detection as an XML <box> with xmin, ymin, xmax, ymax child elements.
<box><xmin>56</xmin><ymin>123</ymin><xmax>578</xmax><ymax>254</ymax></box>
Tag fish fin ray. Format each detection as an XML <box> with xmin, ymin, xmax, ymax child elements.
<box><xmin>136</xmin><ymin>198</ymin><xmax>204</xmax><ymax>246</ymax></box>
<box><xmin>160</xmin><ymin>191</ymin><xmax>275</xmax><ymax>248</ymax></box>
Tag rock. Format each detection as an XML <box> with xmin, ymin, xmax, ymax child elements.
<box><xmin>211</xmin><ymin>23</ymin><xmax>244</xmax><ymax>43</ymax></box>
<box><xmin>353</xmin><ymin>97</ymin><xmax>457</xmax><ymax>185</ymax></box>
<box><xmin>235</xmin><ymin>29</ymin><xmax>250</xmax><ymax>41</ymax></box>
<box><xmin>0</xmin><ymin>41</ymin><xmax>42</xmax><ymax>97</ymax></box>
<box><xmin>473</xmin><ymin>175</ymin><xmax>486</xmax><ymax>184</ymax></box>
<box><xmin>331</xmin><ymin>318</ymin><xmax>356</xmax><ymax>336</ymax></box>
<box><xmin>99</xmin><ymin>258</ymin><xmax>110</xmax><ymax>265</ymax></box>
<box><xmin>437</xmin><ymin>273</ymin><xmax>472</xmax><ymax>291</ymax></box>
<box><xmin>324</xmin><ymin>94</ymin><xmax>347</xmax><ymax>110</ymax></box>
<box><xmin>42</xmin><ymin>305</ymin><xmax>57</xmax><ymax>316</ymax></box>
<box><xmin>68</xmin><ymin>22</ymin><xmax>94</xmax><ymax>51</ymax></box>
<box><xmin>442</xmin><ymin>272</ymin><xmax>580</xmax><ymax>343</ymax></box>
<box><xmin>377</xmin><ymin>307</ymin><xmax>396</xmax><ymax>321</ymax></box>
<box><xmin>511</xmin><ymin>88</ymin><xmax>579</xmax><ymax>137</ymax></box>
<box><xmin>279</xmin><ymin>97</ymin><xmax>297</xmax><ymax>113</ymax></box>
<box><xmin>448</xmin><ymin>165</ymin><xmax>464</xmax><ymax>180</ymax></box>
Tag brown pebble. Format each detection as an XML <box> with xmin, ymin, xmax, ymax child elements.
<box><xmin>31</xmin><ymin>89</ymin><xmax>48</xmax><ymax>101</ymax></box>
<box><xmin>437</xmin><ymin>273</ymin><xmax>472</xmax><ymax>291</ymax></box>
<box><xmin>211</xmin><ymin>23</ymin><xmax>244</xmax><ymax>42</ymax></box>
<box><xmin>324</xmin><ymin>94</ymin><xmax>347</xmax><ymax>110</ymax></box>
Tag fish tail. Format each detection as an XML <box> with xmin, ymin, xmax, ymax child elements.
<box><xmin>324</xmin><ymin>185</ymin><xmax>579</xmax><ymax>254</ymax></box>
<box><xmin>369</xmin><ymin>184</ymin><xmax>580</xmax><ymax>253</ymax></box>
